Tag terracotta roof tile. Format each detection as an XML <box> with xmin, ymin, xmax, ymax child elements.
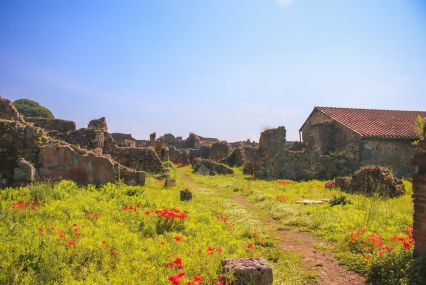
<box><xmin>302</xmin><ymin>107</ymin><xmax>426</xmax><ymax>139</ymax></box>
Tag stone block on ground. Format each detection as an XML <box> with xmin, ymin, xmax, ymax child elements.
<box><xmin>180</xmin><ymin>189</ymin><xmax>192</xmax><ymax>201</ymax></box>
<box><xmin>297</xmin><ymin>199</ymin><xmax>330</xmax><ymax>205</ymax></box>
<box><xmin>349</xmin><ymin>165</ymin><xmax>405</xmax><ymax>197</ymax></box>
<box><xmin>13</xmin><ymin>158</ymin><xmax>35</xmax><ymax>186</ymax></box>
<box><xmin>192</xmin><ymin>158</ymin><xmax>234</xmax><ymax>175</ymax></box>
<box><xmin>222</xmin><ymin>258</ymin><xmax>273</xmax><ymax>285</ymax></box>
<box><xmin>164</xmin><ymin>178</ymin><xmax>176</xmax><ymax>187</ymax></box>
<box><xmin>196</xmin><ymin>164</ymin><xmax>211</xmax><ymax>176</ymax></box>
<box><xmin>335</xmin><ymin>176</ymin><xmax>352</xmax><ymax>191</ymax></box>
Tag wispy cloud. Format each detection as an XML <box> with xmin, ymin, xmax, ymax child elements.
<box><xmin>275</xmin><ymin>0</ymin><xmax>296</xmax><ymax>8</ymax></box>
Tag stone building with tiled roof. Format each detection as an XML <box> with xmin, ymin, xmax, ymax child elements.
<box><xmin>300</xmin><ymin>107</ymin><xmax>426</xmax><ymax>177</ymax></box>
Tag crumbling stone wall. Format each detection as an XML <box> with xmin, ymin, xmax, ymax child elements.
<box><xmin>0</xmin><ymin>117</ymin><xmax>146</xmax><ymax>186</ymax></box>
<box><xmin>0</xmin><ymin>119</ymin><xmax>48</xmax><ymax>186</ymax></box>
<box><xmin>111</xmin><ymin>133</ymin><xmax>136</xmax><ymax>147</ymax></box>
<box><xmin>0</xmin><ymin>99</ymin><xmax>153</xmax><ymax>186</ymax></box>
<box><xmin>0</xmin><ymin>98</ymin><xmax>24</xmax><ymax>122</ymax></box>
<box><xmin>192</xmin><ymin>158</ymin><xmax>234</xmax><ymax>175</ymax></box>
<box><xmin>88</xmin><ymin>117</ymin><xmax>108</xmax><ymax>132</ymax></box>
<box><xmin>108</xmin><ymin>147</ymin><xmax>163</xmax><ymax>172</ymax></box>
<box><xmin>209</xmin><ymin>141</ymin><xmax>232</xmax><ymax>161</ymax></box>
<box><xmin>246</xmin><ymin>126</ymin><xmax>359</xmax><ymax>180</ymax></box>
<box><xmin>38</xmin><ymin>144</ymin><xmax>145</xmax><ymax>185</ymax></box>
<box><xmin>58</xmin><ymin>128</ymin><xmax>105</xmax><ymax>154</ymax></box>
<box><xmin>413</xmin><ymin>125</ymin><xmax>426</xmax><ymax>257</ymax></box>
<box><xmin>220</xmin><ymin>147</ymin><xmax>245</xmax><ymax>167</ymax></box>
<box><xmin>161</xmin><ymin>146</ymin><xmax>191</xmax><ymax>164</ymax></box>
<box><xmin>25</xmin><ymin>117</ymin><xmax>76</xmax><ymax>133</ymax></box>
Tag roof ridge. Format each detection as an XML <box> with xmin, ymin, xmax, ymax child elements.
<box><xmin>315</xmin><ymin>106</ymin><xmax>426</xmax><ymax>113</ymax></box>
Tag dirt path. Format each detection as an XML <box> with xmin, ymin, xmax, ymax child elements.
<box><xmin>232</xmin><ymin>195</ymin><xmax>366</xmax><ymax>285</ymax></box>
<box><xmin>180</xmin><ymin>172</ymin><xmax>366</xmax><ymax>284</ymax></box>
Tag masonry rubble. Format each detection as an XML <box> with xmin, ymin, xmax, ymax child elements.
<box><xmin>0</xmin><ymin>97</ymin><xmax>165</xmax><ymax>187</ymax></box>
<box><xmin>192</xmin><ymin>158</ymin><xmax>234</xmax><ymax>175</ymax></box>
<box><xmin>243</xmin><ymin>126</ymin><xmax>360</xmax><ymax>180</ymax></box>
<box><xmin>222</xmin><ymin>258</ymin><xmax>273</xmax><ymax>285</ymax></box>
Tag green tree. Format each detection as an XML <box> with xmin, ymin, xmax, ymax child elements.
<box><xmin>13</xmin><ymin>98</ymin><xmax>55</xmax><ymax>119</ymax></box>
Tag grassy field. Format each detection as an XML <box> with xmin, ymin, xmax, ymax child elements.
<box><xmin>0</xmin><ymin>168</ymin><xmax>310</xmax><ymax>285</ymax></box>
<box><xmin>187</xmin><ymin>167</ymin><xmax>417</xmax><ymax>284</ymax></box>
<box><xmin>0</xmin><ymin>166</ymin><xmax>419</xmax><ymax>284</ymax></box>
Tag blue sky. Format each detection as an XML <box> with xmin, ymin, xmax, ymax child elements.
<box><xmin>1</xmin><ymin>0</ymin><xmax>425</xmax><ymax>141</ymax></box>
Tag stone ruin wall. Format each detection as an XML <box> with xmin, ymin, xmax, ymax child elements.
<box><xmin>245</xmin><ymin>126</ymin><xmax>360</xmax><ymax>180</ymax></box>
<box><xmin>25</xmin><ymin>117</ymin><xmax>76</xmax><ymax>133</ymax></box>
<box><xmin>0</xmin><ymin>98</ymin><xmax>165</xmax><ymax>187</ymax></box>
<box><xmin>302</xmin><ymin>109</ymin><xmax>417</xmax><ymax>178</ymax></box>
<box><xmin>413</xmin><ymin>125</ymin><xmax>426</xmax><ymax>258</ymax></box>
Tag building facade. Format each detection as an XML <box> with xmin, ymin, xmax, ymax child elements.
<box><xmin>300</xmin><ymin>107</ymin><xmax>426</xmax><ymax>177</ymax></box>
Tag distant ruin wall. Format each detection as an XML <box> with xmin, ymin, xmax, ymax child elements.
<box><xmin>246</xmin><ymin>126</ymin><xmax>359</xmax><ymax>180</ymax></box>
<box><xmin>25</xmin><ymin>117</ymin><xmax>76</xmax><ymax>133</ymax></box>
<box><xmin>111</xmin><ymin>133</ymin><xmax>136</xmax><ymax>147</ymax></box>
<box><xmin>0</xmin><ymin>119</ymin><xmax>146</xmax><ymax>187</ymax></box>
<box><xmin>209</xmin><ymin>141</ymin><xmax>232</xmax><ymax>161</ymax></box>
<box><xmin>58</xmin><ymin>128</ymin><xmax>105</xmax><ymax>154</ymax></box>
<box><xmin>0</xmin><ymin>98</ymin><xmax>24</xmax><ymax>122</ymax></box>
<box><xmin>107</xmin><ymin>145</ymin><xmax>163</xmax><ymax>173</ymax></box>
<box><xmin>413</xmin><ymin>126</ymin><xmax>426</xmax><ymax>257</ymax></box>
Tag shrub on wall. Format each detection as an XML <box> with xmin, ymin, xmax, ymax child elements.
<box><xmin>14</xmin><ymin>98</ymin><xmax>54</xmax><ymax>119</ymax></box>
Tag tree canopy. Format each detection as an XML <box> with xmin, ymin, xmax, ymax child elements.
<box><xmin>13</xmin><ymin>99</ymin><xmax>55</xmax><ymax>119</ymax></box>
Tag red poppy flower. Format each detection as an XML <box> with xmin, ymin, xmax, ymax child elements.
<box><xmin>193</xmin><ymin>276</ymin><xmax>203</xmax><ymax>282</ymax></box>
<box><xmin>168</xmin><ymin>272</ymin><xmax>185</xmax><ymax>285</ymax></box>
<box><xmin>247</xmin><ymin>243</ymin><xmax>253</xmax><ymax>249</ymax></box>
<box><xmin>67</xmin><ymin>240</ymin><xmax>76</xmax><ymax>245</ymax></box>
<box><xmin>175</xmin><ymin>236</ymin><xmax>183</xmax><ymax>242</ymax></box>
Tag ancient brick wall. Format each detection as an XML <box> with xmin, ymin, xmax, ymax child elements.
<box><xmin>25</xmin><ymin>117</ymin><xmax>76</xmax><ymax>133</ymax></box>
<box><xmin>413</xmin><ymin>126</ymin><xmax>426</xmax><ymax>257</ymax></box>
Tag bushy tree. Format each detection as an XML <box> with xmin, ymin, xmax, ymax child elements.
<box><xmin>13</xmin><ymin>98</ymin><xmax>54</xmax><ymax>119</ymax></box>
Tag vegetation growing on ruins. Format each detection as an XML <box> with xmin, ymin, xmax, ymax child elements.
<box><xmin>13</xmin><ymin>98</ymin><xmax>55</xmax><ymax>119</ymax></box>
<box><xmin>413</xmin><ymin>116</ymin><xmax>426</xmax><ymax>145</ymax></box>
<box><xmin>0</xmin><ymin>166</ymin><xmax>419</xmax><ymax>284</ymax></box>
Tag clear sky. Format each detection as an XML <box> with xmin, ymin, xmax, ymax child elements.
<box><xmin>1</xmin><ymin>0</ymin><xmax>425</xmax><ymax>141</ymax></box>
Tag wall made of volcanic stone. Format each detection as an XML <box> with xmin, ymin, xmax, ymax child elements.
<box><xmin>413</xmin><ymin>127</ymin><xmax>426</xmax><ymax>257</ymax></box>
